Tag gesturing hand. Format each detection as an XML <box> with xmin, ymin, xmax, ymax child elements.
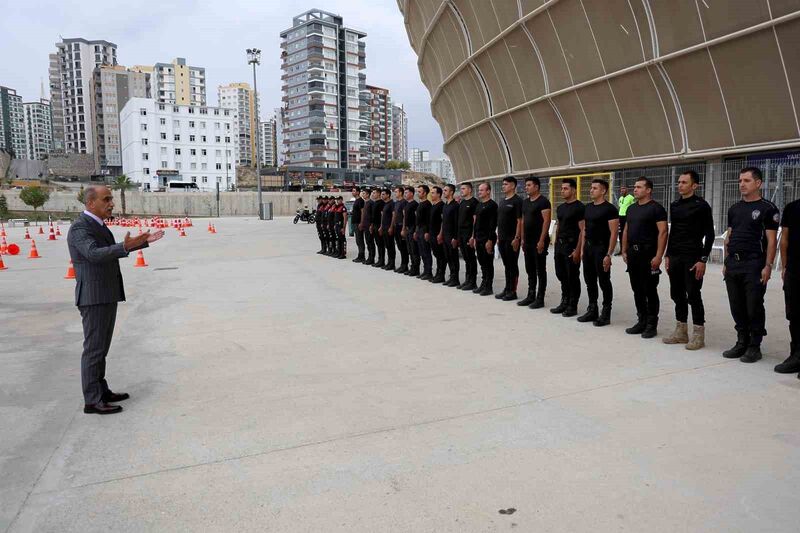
<box><xmin>123</xmin><ymin>231</ymin><xmax>149</xmax><ymax>251</ymax></box>
<box><xmin>147</xmin><ymin>230</ymin><xmax>165</xmax><ymax>243</ymax></box>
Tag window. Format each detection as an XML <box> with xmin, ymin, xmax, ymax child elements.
<box><xmin>201</xmin><ymin>163</ymin><xmax>208</xmax><ymax>170</ymax></box>
<box><xmin>142</xmin><ymin>153</ymin><xmax>149</xmax><ymax>160</ymax></box>
<box><xmin>189</xmin><ymin>121</ymin><xmax>195</xmax><ymax>128</ymax></box>
<box><xmin>161</xmin><ymin>161</ymin><xmax>168</xmax><ymax>168</ymax></box>
<box><xmin>200</xmin><ymin>122</ymin><xmax>206</xmax><ymax>129</ymax></box>
<box><xmin>214</xmin><ymin>109</ymin><xmax>220</xmax><ymax>116</ymax></box>
<box><xmin>190</xmin><ymin>162</ymin><xmax>197</xmax><ymax>169</ymax></box>
<box><xmin>215</xmin><ymin>150</ymin><xmax>221</xmax><ymax>156</ymax></box>
<box><xmin>215</xmin><ymin>136</ymin><xmax>220</xmax><ymax>143</ymax></box>
<box><xmin>227</xmin><ymin>163</ymin><xmax>232</xmax><ymax>170</ymax></box>
<box><xmin>173</xmin><ymin>120</ymin><xmax>180</xmax><ymax>128</ymax></box>
<box><xmin>142</xmin><ymin>138</ymin><xmax>148</xmax><ymax>145</ymax></box>
<box><xmin>143</xmin><ymin>167</ymin><xmax>150</xmax><ymax>174</ymax></box>
<box><xmin>140</xmin><ymin>108</ymin><xmax>147</xmax><ymax>116</ymax></box>
<box><xmin>141</xmin><ymin>123</ymin><xmax>147</xmax><ymax>131</ymax></box>
<box><xmin>158</xmin><ymin>104</ymin><xmax>165</xmax><ymax>111</ymax></box>
<box><xmin>215</xmin><ymin>122</ymin><xmax>220</xmax><ymax>129</ymax></box>
<box><xmin>173</xmin><ymin>106</ymin><xmax>179</xmax><ymax>113</ymax></box>
<box><xmin>202</xmin><ymin>176</ymin><xmax>208</xmax><ymax>183</ymax></box>
<box><xmin>189</xmin><ymin>135</ymin><xmax>196</xmax><ymax>142</ymax></box>
<box><xmin>215</xmin><ymin>163</ymin><xmax>222</xmax><ymax>170</ymax></box>
<box><xmin>225</xmin><ymin>124</ymin><xmax>230</xmax><ymax>130</ymax></box>
<box><xmin>175</xmin><ymin>162</ymin><xmax>182</xmax><ymax>169</ymax></box>
<box><xmin>175</xmin><ymin>148</ymin><xmax>181</xmax><ymax>155</ymax></box>
<box><xmin>201</xmin><ymin>135</ymin><xmax>207</xmax><ymax>142</ymax></box>
<box><xmin>188</xmin><ymin>107</ymin><xmax>195</xmax><ymax>114</ymax></box>
<box><xmin>160</xmin><ymin>132</ymin><xmax>167</xmax><ymax>140</ymax></box>
<box><xmin>160</xmin><ymin>118</ymin><xmax>166</xmax><ymax>125</ymax></box>
<box><xmin>161</xmin><ymin>147</ymin><xmax>167</xmax><ymax>154</ymax></box>
<box><xmin>190</xmin><ymin>148</ymin><xmax>196</xmax><ymax>156</ymax></box>
<box><xmin>191</xmin><ymin>176</ymin><xmax>197</xmax><ymax>183</ymax></box>
<box><xmin>174</xmin><ymin>134</ymin><xmax>180</xmax><ymax>141</ymax></box>
<box><xmin>225</xmin><ymin>137</ymin><xmax>230</xmax><ymax>143</ymax></box>
<box><xmin>201</xmin><ymin>149</ymin><xmax>207</xmax><ymax>156</ymax></box>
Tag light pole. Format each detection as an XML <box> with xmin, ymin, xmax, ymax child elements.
<box><xmin>247</xmin><ymin>47</ymin><xmax>263</xmax><ymax>219</ymax></box>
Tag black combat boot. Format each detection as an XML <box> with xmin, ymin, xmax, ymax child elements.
<box><xmin>641</xmin><ymin>316</ymin><xmax>658</xmax><ymax>339</ymax></box>
<box><xmin>562</xmin><ymin>299</ymin><xmax>578</xmax><ymax>317</ymax></box>
<box><xmin>593</xmin><ymin>304</ymin><xmax>611</xmax><ymax>327</ymax></box>
<box><xmin>626</xmin><ymin>315</ymin><xmax>646</xmax><ymax>335</ymax></box>
<box><xmin>472</xmin><ymin>279</ymin><xmax>486</xmax><ymax>294</ymax></box>
<box><xmin>550</xmin><ymin>297</ymin><xmax>568</xmax><ymax>314</ymax></box>
<box><xmin>460</xmin><ymin>277</ymin><xmax>477</xmax><ymax>291</ymax></box>
<box><xmin>502</xmin><ymin>291</ymin><xmax>517</xmax><ymax>301</ymax></box>
<box><xmin>722</xmin><ymin>333</ymin><xmax>749</xmax><ymax>359</ymax></box>
<box><xmin>740</xmin><ymin>345</ymin><xmax>763</xmax><ymax>363</ymax></box>
<box><xmin>479</xmin><ymin>282</ymin><xmax>494</xmax><ymax>296</ymax></box>
<box><xmin>495</xmin><ymin>288</ymin><xmax>508</xmax><ymax>300</ymax></box>
<box><xmin>577</xmin><ymin>303</ymin><xmax>598</xmax><ymax>323</ymax></box>
<box><xmin>529</xmin><ymin>288</ymin><xmax>545</xmax><ymax>309</ymax></box>
<box><xmin>517</xmin><ymin>289</ymin><xmax>535</xmax><ymax>307</ymax></box>
<box><xmin>775</xmin><ymin>344</ymin><xmax>800</xmax><ymax>373</ymax></box>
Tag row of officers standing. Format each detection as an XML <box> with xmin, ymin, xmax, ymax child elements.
<box><xmin>314</xmin><ymin>166</ymin><xmax>799</xmax><ymax>379</ymax></box>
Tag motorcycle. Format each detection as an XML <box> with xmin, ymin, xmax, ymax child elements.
<box><xmin>293</xmin><ymin>208</ymin><xmax>315</xmax><ymax>224</ymax></box>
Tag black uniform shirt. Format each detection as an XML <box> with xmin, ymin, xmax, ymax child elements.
<box><xmin>727</xmin><ymin>198</ymin><xmax>780</xmax><ymax>256</ymax></box>
<box><xmin>416</xmin><ymin>200</ymin><xmax>432</xmax><ymax>233</ymax></box>
<box><xmin>430</xmin><ymin>201</ymin><xmax>444</xmax><ymax>236</ymax></box>
<box><xmin>458</xmin><ymin>197</ymin><xmax>479</xmax><ymax>235</ymax></box>
<box><xmin>404</xmin><ymin>199</ymin><xmax>418</xmax><ymax>229</ymax></box>
<box><xmin>497</xmin><ymin>194</ymin><xmax>523</xmax><ymax>241</ymax></box>
<box><xmin>583</xmin><ymin>201</ymin><xmax>618</xmax><ymax>246</ymax></box>
<box><xmin>522</xmin><ymin>195</ymin><xmax>551</xmax><ymax>244</ymax></box>
<box><xmin>556</xmin><ymin>200</ymin><xmax>585</xmax><ymax>242</ymax></box>
<box><xmin>352</xmin><ymin>197</ymin><xmax>364</xmax><ymax>225</ymax></box>
<box><xmin>381</xmin><ymin>200</ymin><xmax>394</xmax><ymax>230</ymax></box>
<box><xmin>782</xmin><ymin>199</ymin><xmax>800</xmax><ymax>272</ymax></box>
<box><xmin>625</xmin><ymin>200</ymin><xmax>667</xmax><ymax>246</ymax></box>
<box><xmin>473</xmin><ymin>199</ymin><xmax>498</xmax><ymax>242</ymax></box>
<box><xmin>372</xmin><ymin>199</ymin><xmax>385</xmax><ymax>227</ymax></box>
<box><xmin>666</xmin><ymin>195</ymin><xmax>714</xmax><ymax>258</ymax></box>
<box><xmin>362</xmin><ymin>199</ymin><xmax>373</xmax><ymax>227</ymax></box>
<box><xmin>315</xmin><ymin>203</ymin><xmax>324</xmax><ymax>226</ymax></box>
<box><xmin>442</xmin><ymin>200</ymin><xmax>460</xmax><ymax>238</ymax></box>
<box><xmin>393</xmin><ymin>198</ymin><xmax>407</xmax><ymax>227</ymax></box>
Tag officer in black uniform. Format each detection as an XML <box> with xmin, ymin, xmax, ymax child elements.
<box><xmin>519</xmin><ymin>177</ymin><xmax>551</xmax><ymax>309</ymax></box>
<box><xmin>663</xmin><ymin>170</ymin><xmax>715</xmax><ymax>350</ymax></box>
<box><xmin>415</xmin><ymin>185</ymin><xmax>433</xmax><ymax>280</ymax></box>
<box><xmin>327</xmin><ymin>196</ymin><xmax>338</xmax><ymax>257</ymax></box>
<box><xmin>334</xmin><ymin>196</ymin><xmax>348</xmax><ymax>259</ymax></box>
<box><xmin>577</xmin><ymin>179</ymin><xmax>618</xmax><ymax>326</ymax></box>
<box><xmin>320</xmin><ymin>196</ymin><xmax>331</xmax><ymax>255</ymax></box>
<box><xmin>351</xmin><ymin>187</ymin><xmax>366</xmax><ymax>263</ymax></box>
<box><xmin>458</xmin><ymin>183</ymin><xmax>479</xmax><ymax>291</ymax></box>
<box><xmin>315</xmin><ymin>196</ymin><xmax>325</xmax><ymax>254</ymax></box>
<box><xmin>361</xmin><ymin>189</ymin><xmax>375</xmax><ymax>266</ymax></box>
<box><xmin>392</xmin><ymin>186</ymin><xmax>408</xmax><ymax>273</ymax></box>
<box><xmin>551</xmin><ymin>179</ymin><xmax>585</xmax><ymax>317</ymax></box>
<box><xmin>380</xmin><ymin>189</ymin><xmax>396</xmax><ymax>271</ymax></box>
<box><xmin>722</xmin><ymin>167</ymin><xmax>779</xmax><ymax>363</ymax></box>
<box><xmin>472</xmin><ymin>182</ymin><xmax>498</xmax><ymax>296</ymax></box>
<box><xmin>439</xmin><ymin>184</ymin><xmax>460</xmax><ymax>286</ymax></box>
<box><xmin>372</xmin><ymin>189</ymin><xmax>386</xmax><ymax>268</ymax></box>
<box><xmin>775</xmin><ymin>197</ymin><xmax>800</xmax><ymax>376</ymax></box>
<box><xmin>402</xmin><ymin>187</ymin><xmax>420</xmax><ymax>276</ymax></box>
<box><xmin>622</xmin><ymin>177</ymin><xmax>668</xmax><ymax>339</ymax></box>
<box><xmin>496</xmin><ymin>177</ymin><xmax>523</xmax><ymax>301</ymax></box>
<box><xmin>429</xmin><ymin>186</ymin><xmax>445</xmax><ymax>283</ymax></box>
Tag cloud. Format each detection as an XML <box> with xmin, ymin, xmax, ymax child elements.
<box><xmin>0</xmin><ymin>0</ymin><xmax>445</xmax><ymax>158</ymax></box>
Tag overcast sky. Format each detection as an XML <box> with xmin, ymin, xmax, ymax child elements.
<box><xmin>0</xmin><ymin>0</ymin><xmax>445</xmax><ymax>158</ymax></box>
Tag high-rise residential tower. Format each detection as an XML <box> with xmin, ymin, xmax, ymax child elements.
<box><xmin>92</xmin><ymin>65</ymin><xmax>151</xmax><ymax>173</ymax></box>
<box><xmin>391</xmin><ymin>103</ymin><xmax>408</xmax><ymax>163</ymax></box>
<box><xmin>139</xmin><ymin>57</ymin><xmax>206</xmax><ymax>106</ymax></box>
<box><xmin>49</xmin><ymin>38</ymin><xmax>118</xmax><ymax>155</ymax></box>
<box><xmin>260</xmin><ymin>118</ymin><xmax>277</xmax><ymax>167</ymax></box>
<box><xmin>23</xmin><ymin>99</ymin><xmax>53</xmax><ymax>160</ymax></box>
<box><xmin>363</xmin><ymin>85</ymin><xmax>393</xmax><ymax>168</ymax></box>
<box><xmin>280</xmin><ymin>9</ymin><xmax>367</xmax><ymax>169</ymax></box>
<box><xmin>218</xmin><ymin>82</ymin><xmax>258</xmax><ymax>167</ymax></box>
<box><xmin>0</xmin><ymin>86</ymin><xmax>28</xmax><ymax>158</ymax></box>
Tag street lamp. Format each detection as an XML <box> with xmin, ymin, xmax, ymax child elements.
<box><xmin>247</xmin><ymin>47</ymin><xmax>263</xmax><ymax>219</ymax></box>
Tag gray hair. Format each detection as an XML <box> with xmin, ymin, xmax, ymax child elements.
<box><xmin>83</xmin><ymin>185</ymin><xmax>108</xmax><ymax>205</ymax></box>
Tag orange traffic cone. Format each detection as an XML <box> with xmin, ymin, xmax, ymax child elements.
<box><xmin>48</xmin><ymin>225</ymin><xmax>57</xmax><ymax>240</ymax></box>
<box><xmin>179</xmin><ymin>226</ymin><xmax>187</xmax><ymax>237</ymax></box>
<box><xmin>0</xmin><ymin>223</ymin><xmax>6</xmax><ymax>237</ymax></box>
<box><xmin>211</xmin><ymin>225</ymin><xmax>217</xmax><ymax>234</ymax></box>
<box><xmin>28</xmin><ymin>240</ymin><xmax>41</xmax><ymax>259</ymax></box>
<box><xmin>24</xmin><ymin>228</ymin><xmax>31</xmax><ymax>240</ymax></box>
<box><xmin>0</xmin><ymin>254</ymin><xmax>7</xmax><ymax>271</ymax></box>
<box><xmin>64</xmin><ymin>260</ymin><xmax>76</xmax><ymax>279</ymax></box>
<box><xmin>207</xmin><ymin>222</ymin><xmax>213</xmax><ymax>233</ymax></box>
<box><xmin>134</xmin><ymin>250</ymin><xmax>148</xmax><ymax>267</ymax></box>
<box><xmin>38</xmin><ymin>226</ymin><xmax>44</xmax><ymax>235</ymax></box>
<box><xmin>56</xmin><ymin>226</ymin><xmax>62</xmax><ymax>236</ymax></box>
<box><xmin>0</xmin><ymin>237</ymin><xmax>7</xmax><ymax>254</ymax></box>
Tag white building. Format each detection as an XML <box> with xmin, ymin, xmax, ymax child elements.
<box><xmin>280</xmin><ymin>9</ymin><xmax>367</xmax><ymax>169</ymax></box>
<box><xmin>391</xmin><ymin>104</ymin><xmax>408</xmax><ymax>162</ymax></box>
<box><xmin>49</xmin><ymin>38</ymin><xmax>118</xmax><ymax>155</ymax></box>
<box><xmin>410</xmin><ymin>148</ymin><xmax>429</xmax><ymax>168</ymax></box>
<box><xmin>414</xmin><ymin>156</ymin><xmax>454</xmax><ymax>183</ymax></box>
<box><xmin>218</xmin><ymin>83</ymin><xmax>258</xmax><ymax>167</ymax></box>
<box><xmin>0</xmin><ymin>86</ymin><xmax>28</xmax><ymax>158</ymax></box>
<box><xmin>134</xmin><ymin>57</ymin><xmax>206</xmax><ymax>106</ymax></box>
<box><xmin>274</xmin><ymin>107</ymin><xmax>286</xmax><ymax>166</ymax></box>
<box><xmin>23</xmin><ymin>99</ymin><xmax>53</xmax><ymax>160</ymax></box>
<box><xmin>260</xmin><ymin>118</ymin><xmax>277</xmax><ymax>167</ymax></box>
<box><xmin>120</xmin><ymin>97</ymin><xmax>237</xmax><ymax>191</ymax></box>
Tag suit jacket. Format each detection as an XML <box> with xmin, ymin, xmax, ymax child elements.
<box><xmin>66</xmin><ymin>213</ymin><xmax>147</xmax><ymax>307</ymax></box>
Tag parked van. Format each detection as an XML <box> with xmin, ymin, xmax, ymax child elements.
<box><xmin>167</xmin><ymin>182</ymin><xmax>200</xmax><ymax>192</ymax></box>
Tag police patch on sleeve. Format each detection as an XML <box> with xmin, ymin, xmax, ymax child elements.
<box><xmin>773</xmin><ymin>212</ymin><xmax>780</xmax><ymax>223</ymax></box>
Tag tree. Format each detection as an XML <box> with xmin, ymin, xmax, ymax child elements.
<box><xmin>77</xmin><ymin>185</ymin><xmax>85</xmax><ymax>204</ymax></box>
<box><xmin>386</xmin><ymin>160</ymin><xmax>411</xmax><ymax>170</ymax></box>
<box><xmin>19</xmin><ymin>186</ymin><xmax>49</xmax><ymax>221</ymax></box>
<box><xmin>0</xmin><ymin>193</ymin><xmax>8</xmax><ymax>217</ymax></box>
<box><xmin>111</xmin><ymin>174</ymin><xmax>135</xmax><ymax>215</ymax></box>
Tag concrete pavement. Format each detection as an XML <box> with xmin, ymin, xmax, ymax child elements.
<box><xmin>1</xmin><ymin>217</ymin><xmax>798</xmax><ymax>532</ymax></box>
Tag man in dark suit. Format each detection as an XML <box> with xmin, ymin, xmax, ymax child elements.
<box><xmin>67</xmin><ymin>185</ymin><xmax>164</xmax><ymax>415</ymax></box>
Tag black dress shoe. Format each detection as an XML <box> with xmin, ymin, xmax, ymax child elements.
<box><xmin>84</xmin><ymin>402</ymin><xmax>123</xmax><ymax>415</ymax></box>
<box><xmin>502</xmin><ymin>292</ymin><xmax>517</xmax><ymax>301</ymax></box>
<box><xmin>103</xmin><ymin>391</ymin><xmax>130</xmax><ymax>403</ymax></box>
<box><xmin>353</xmin><ymin>257</ymin><xmax>364</xmax><ymax>263</ymax></box>
<box><xmin>740</xmin><ymin>346</ymin><xmax>762</xmax><ymax>363</ymax></box>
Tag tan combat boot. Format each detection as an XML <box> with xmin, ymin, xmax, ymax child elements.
<box><xmin>685</xmin><ymin>325</ymin><xmax>705</xmax><ymax>350</ymax></box>
<box><xmin>662</xmin><ymin>321</ymin><xmax>689</xmax><ymax>344</ymax></box>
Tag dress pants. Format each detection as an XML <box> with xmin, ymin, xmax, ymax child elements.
<box><xmin>554</xmin><ymin>240</ymin><xmax>581</xmax><ymax>305</ymax></box>
<box><xmin>355</xmin><ymin>227</ymin><xmax>366</xmax><ymax>259</ymax></box>
<box><xmin>79</xmin><ymin>303</ymin><xmax>118</xmax><ymax>405</ymax></box>
<box><xmin>725</xmin><ymin>255</ymin><xmax>768</xmax><ymax>344</ymax></box>
<box><xmin>667</xmin><ymin>255</ymin><xmax>705</xmax><ymax>324</ymax></box>
<box><xmin>384</xmin><ymin>229</ymin><xmax>396</xmax><ymax>266</ymax></box>
<box><xmin>459</xmin><ymin>232</ymin><xmax>477</xmax><ymax>281</ymax></box>
<box><xmin>416</xmin><ymin>229</ymin><xmax>433</xmax><ymax>275</ymax></box>
<box><xmin>444</xmin><ymin>236</ymin><xmax>460</xmax><ymax>280</ymax></box>
<box><xmin>497</xmin><ymin>240</ymin><xmax>520</xmax><ymax>292</ymax></box>
<box><xmin>406</xmin><ymin>227</ymin><xmax>419</xmax><ymax>271</ymax></box>
<box><xmin>431</xmin><ymin>238</ymin><xmax>446</xmax><ymax>276</ymax></box>
<box><xmin>365</xmin><ymin>226</ymin><xmax>376</xmax><ymax>262</ymax></box>
<box><xmin>522</xmin><ymin>242</ymin><xmax>548</xmax><ymax>297</ymax></box>
<box><xmin>476</xmin><ymin>239</ymin><xmax>494</xmax><ymax>286</ymax></box>
<box><xmin>627</xmin><ymin>245</ymin><xmax>660</xmax><ymax>319</ymax></box>
<box><xmin>375</xmin><ymin>228</ymin><xmax>386</xmax><ymax>263</ymax></box>
<box><xmin>618</xmin><ymin>216</ymin><xmax>626</xmax><ymax>251</ymax></box>
<box><xmin>583</xmin><ymin>243</ymin><xmax>612</xmax><ymax>306</ymax></box>
<box><xmin>395</xmin><ymin>225</ymin><xmax>408</xmax><ymax>268</ymax></box>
